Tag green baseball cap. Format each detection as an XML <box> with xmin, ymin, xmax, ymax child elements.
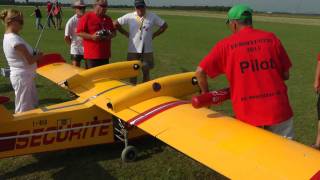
<box><xmin>226</xmin><ymin>4</ymin><xmax>253</xmax><ymax>24</ymax></box>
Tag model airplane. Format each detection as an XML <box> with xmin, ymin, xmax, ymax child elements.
<box><xmin>0</xmin><ymin>53</ymin><xmax>319</xmax><ymax>180</ymax></box>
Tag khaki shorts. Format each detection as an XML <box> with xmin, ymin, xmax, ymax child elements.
<box><xmin>127</xmin><ymin>53</ymin><xmax>154</xmax><ymax>70</ymax></box>
<box><xmin>264</xmin><ymin>118</ymin><xmax>294</xmax><ymax>140</ymax></box>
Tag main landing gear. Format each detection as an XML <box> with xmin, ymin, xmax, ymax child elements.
<box><xmin>113</xmin><ymin>118</ymin><xmax>138</xmax><ymax>162</ymax></box>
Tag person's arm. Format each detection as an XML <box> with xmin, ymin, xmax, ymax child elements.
<box><xmin>153</xmin><ymin>22</ymin><xmax>168</xmax><ymax>39</ymax></box>
<box><xmin>15</xmin><ymin>44</ymin><xmax>43</xmax><ymax>65</ymax></box>
<box><xmin>196</xmin><ymin>43</ymin><xmax>225</xmax><ymax>94</ymax></box>
<box><xmin>275</xmin><ymin>35</ymin><xmax>292</xmax><ymax>81</ymax></box>
<box><xmin>77</xmin><ymin>32</ymin><xmax>101</xmax><ymax>41</ymax></box>
<box><xmin>109</xmin><ymin>30</ymin><xmax>117</xmax><ymax>39</ymax></box>
<box><xmin>314</xmin><ymin>61</ymin><xmax>320</xmax><ymax>93</ymax></box>
<box><xmin>113</xmin><ymin>20</ymin><xmax>129</xmax><ymax>38</ymax></box>
<box><xmin>195</xmin><ymin>67</ymin><xmax>210</xmax><ymax>94</ymax></box>
<box><xmin>64</xmin><ymin>20</ymin><xmax>72</xmax><ymax>45</ymax></box>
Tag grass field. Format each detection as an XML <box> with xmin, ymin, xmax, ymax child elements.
<box><xmin>0</xmin><ymin>5</ymin><xmax>319</xmax><ymax>179</ymax></box>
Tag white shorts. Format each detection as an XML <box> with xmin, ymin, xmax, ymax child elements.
<box><xmin>10</xmin><ymin>73</ymin><xmax>38</xmax><ymax>113</ymax></box>
<box><xmin>264</xmin><ymin>118</ymin><xmax>294</xmax><ymax>140</ymax></box>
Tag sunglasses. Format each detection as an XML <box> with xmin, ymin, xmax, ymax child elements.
<box><xmin>97</xmin><ymin>4</ymin><xmax>107</xmax><ymax>8</ymax></box>
<box><xmin>76</xmin><ymin>7</ymin><xmax>86</xmax><ymax>10</ymax></box>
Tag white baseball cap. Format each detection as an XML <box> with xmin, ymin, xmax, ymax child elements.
<box><xmin>72</xmin><ymin>0</ymin><xmax>86</xmax><ymax>8</ymax></box>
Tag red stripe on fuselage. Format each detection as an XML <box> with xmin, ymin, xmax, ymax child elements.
<box><xmin>128</xmin><ymin>101</ymin><xmax>190</xmax><ymax>126</ymax></box>
<box><xmin>0</xmin><ymin>132</ymin><xmax>17</xmax><ymax>152</ymax></box>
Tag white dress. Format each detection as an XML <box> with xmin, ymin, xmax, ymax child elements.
<box><xmin>3</xmin><ymin>33</ymin><xmax>38</xmax><ymax>113</ymax></box>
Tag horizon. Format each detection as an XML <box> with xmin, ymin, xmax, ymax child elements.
<box><xmin>14</xmin><ymin>0</ymin><xmax>320</xmax><ymax>14</ymax></box>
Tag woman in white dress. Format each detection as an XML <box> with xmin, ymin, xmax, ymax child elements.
<box><xmin>0</xmin><ymin>9</ymin><xmax>43</xmax><ymax>113</ymax></box>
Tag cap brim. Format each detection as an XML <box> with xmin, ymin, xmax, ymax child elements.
<box><xmin>72</xmin><ymin>5</ymin><xmax>86</xmax><ymax>8</ymax></box>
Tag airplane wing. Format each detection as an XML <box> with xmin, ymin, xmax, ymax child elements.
<box><xmin>37</xmin><ymin>54</ymin><xmax>320</xmax><ymax>180</ymax></box>
<box><xmin>91</xmin><ymin>78</ymin><xmax>320</xmax><ymax>180</ymax></box>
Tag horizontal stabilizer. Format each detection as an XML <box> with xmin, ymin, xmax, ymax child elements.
<box><xmin>37</xmin><ymin>53</ymin><xmax>66</xmax><ymax>68</ymax></box>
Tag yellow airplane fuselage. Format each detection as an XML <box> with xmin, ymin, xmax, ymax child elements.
<box><xmin>0</xmin><ymin>100</ymin><xmax>144</xmax><ymax>159</ymax></box>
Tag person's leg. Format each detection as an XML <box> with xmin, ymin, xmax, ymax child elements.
<box><xmin>86</xmin><ymin>59</ymin><xmax>106</xmax><ymax>69</ymax></box>
<box><xmin>71</xmin><ymin>55</ymin><xmax>81</xmax><ymax>67</ymax></box>
<box><xmin>47</xmin><ymin>15</ymin><xmax>51</xmax><ymax>28</ymax></box>
<box><xmin>35</xmin><ymin>18</ymin><xmax>39</xmax><ymax>29</ymax></box>
<box><xmin>58</xmin><ymin>15</ymin><xmax>62</xmax><ymax>30</ymax></box>
<box><xmin>55</xmin><ymin>16</ymin><xmax>58</xmax><ymax>29</ymax></box>
<box><xmin>10</xmin><ymin>74</ymin><xmax>36</xmax><ymax>113</ymax></box>
<box><xmin>86</xmin><ymin>59</ymin><xmax>95</xmax><ymax>69</ymax></box>
<box><xmin>127</xmin><ymin>53</ymin><xmax>140</xmax><ymax>85</ymax></box>
<box><xmin>265</xmin><ymin>118</ymin><xmax>294</xmax><ymax>140</ymax></box>
<box><xmin>39</xmin><ymin>18</ymin><xmax>43</xmax><ymax>29</ymax></box>
<box><xmin>100</xmin><ymin>59</ymin><xmax>109</xmax><ymax>66</ymax></box>
<box><xmin>142</xmin><ymin>68</ymin><xmax>150</xmax><ymax>82</ymax></box>
<box><xmin>50</xmin><ymin>15</ymin><xmax>56</xmax><ymax>28</ymax></box>
<box><xmin>141</xmin><ymin>53</ymin><xmax>154</xmax><ymax>82</ymax></box>
<box><xmin>84</xmin><ymin>60</ymin><xmax>88</xmax><ymax>69</ymax></box>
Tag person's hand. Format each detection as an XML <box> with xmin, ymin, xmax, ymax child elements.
<box><xmin>91</xmin><ymin>33</ymin><xmax>103</xmax><ymax>41</ymax></box>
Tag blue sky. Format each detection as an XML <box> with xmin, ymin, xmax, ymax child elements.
<box><xmin>16</xmin><ymin>0</ymin><xmax>320</xmax><ymax>14</ymax></box>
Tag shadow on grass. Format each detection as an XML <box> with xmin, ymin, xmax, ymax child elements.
<box><xmin>0</xmin><ymin>136</ymin><xmax>164</xmax><ymax>180</ymax></box>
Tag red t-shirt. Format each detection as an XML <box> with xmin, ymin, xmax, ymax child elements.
<box><xmin>318</xmin><ymin>53</ymin><xmax>320</xmax><ymax>61</ymax></box>
<box><xmin>199</xmin><ymin>27</ymin><xmax>293</xmax><ymax>126</ymax></box>
<box><xmin>47</xmin><ymin>3</ymin><xmax>52</xmax><ymax>13</ymax></box>
<box><xmin>77</xmin><ymin>12</ymin><xmax>115</xmax><ymax>60</ymax></box>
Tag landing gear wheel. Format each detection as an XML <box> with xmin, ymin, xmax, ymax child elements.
<box><xmin>121</xmin><ymin>146</ymin><xmax>138</xmax><ymax>162</ymax></box>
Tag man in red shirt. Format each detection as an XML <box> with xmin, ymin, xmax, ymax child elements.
<box><xmin>46</xmin><ymin>1</ymin><xmax>56</xmax><ymax>29</ymax></box>
<box><xmin>196</xmin><ymin>4</ymin><xmax>294</xmax><ymax>139</ymax></box>
<box><xmin>77</xmin><ymin>0</ymin><xmax>116</xmax><ymax>69</ymax></box>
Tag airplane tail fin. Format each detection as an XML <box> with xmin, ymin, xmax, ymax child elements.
<box><xmin>0</xmin><ymin>97</ymin><xmax>13</xmax><ymax>121</ymax></box>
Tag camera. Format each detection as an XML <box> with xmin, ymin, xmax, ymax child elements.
<box><xmin>96</xmin><ymin>29</ymin><xmax>112</xmax><ymax>38</ymax></box>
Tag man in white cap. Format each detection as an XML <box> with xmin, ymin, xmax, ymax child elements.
<box><xmin>114</xmin><ymin>0</ymin><xmax>168</xmax><ymax>84</ymax></box>
<box><xmin>64</xmin><ymin>0</ymin><xmax>86</xmax><ymax>67</ymax></box>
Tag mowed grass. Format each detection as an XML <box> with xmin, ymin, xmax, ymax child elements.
<box><xmin>0</xmin><ymin>5</ymin><xmax>319</xmax><ymax>179</ymax></box>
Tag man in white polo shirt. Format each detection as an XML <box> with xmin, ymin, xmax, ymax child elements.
<box><xmin>114</xmin><ymin>0</ymin><xmax>168</xmax><ymax>84</ymax></box>
<box><xmin>64</xmin><ymin>0</ymin><xmax>86</xmax><ymax>68</ymax></box>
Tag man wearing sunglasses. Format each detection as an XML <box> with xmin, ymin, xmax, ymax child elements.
<box><xmin>65</xmin><ymin>0</ymin><xmax>86</xmax><ymax>68</ymax></box>
<box><xmin>114</xmin><ymin>0</ymin><xmax>168</xmax><ymax>84</ymax></box>
<box><xmin>195</xmin><ymin>4</ymin><xmax>294</xmax><ymax>139</ymax></box>
<box><xmin>77</xmin><ymin>0</ymin><xmax>116</xmax><ymax>69</ymax></box>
